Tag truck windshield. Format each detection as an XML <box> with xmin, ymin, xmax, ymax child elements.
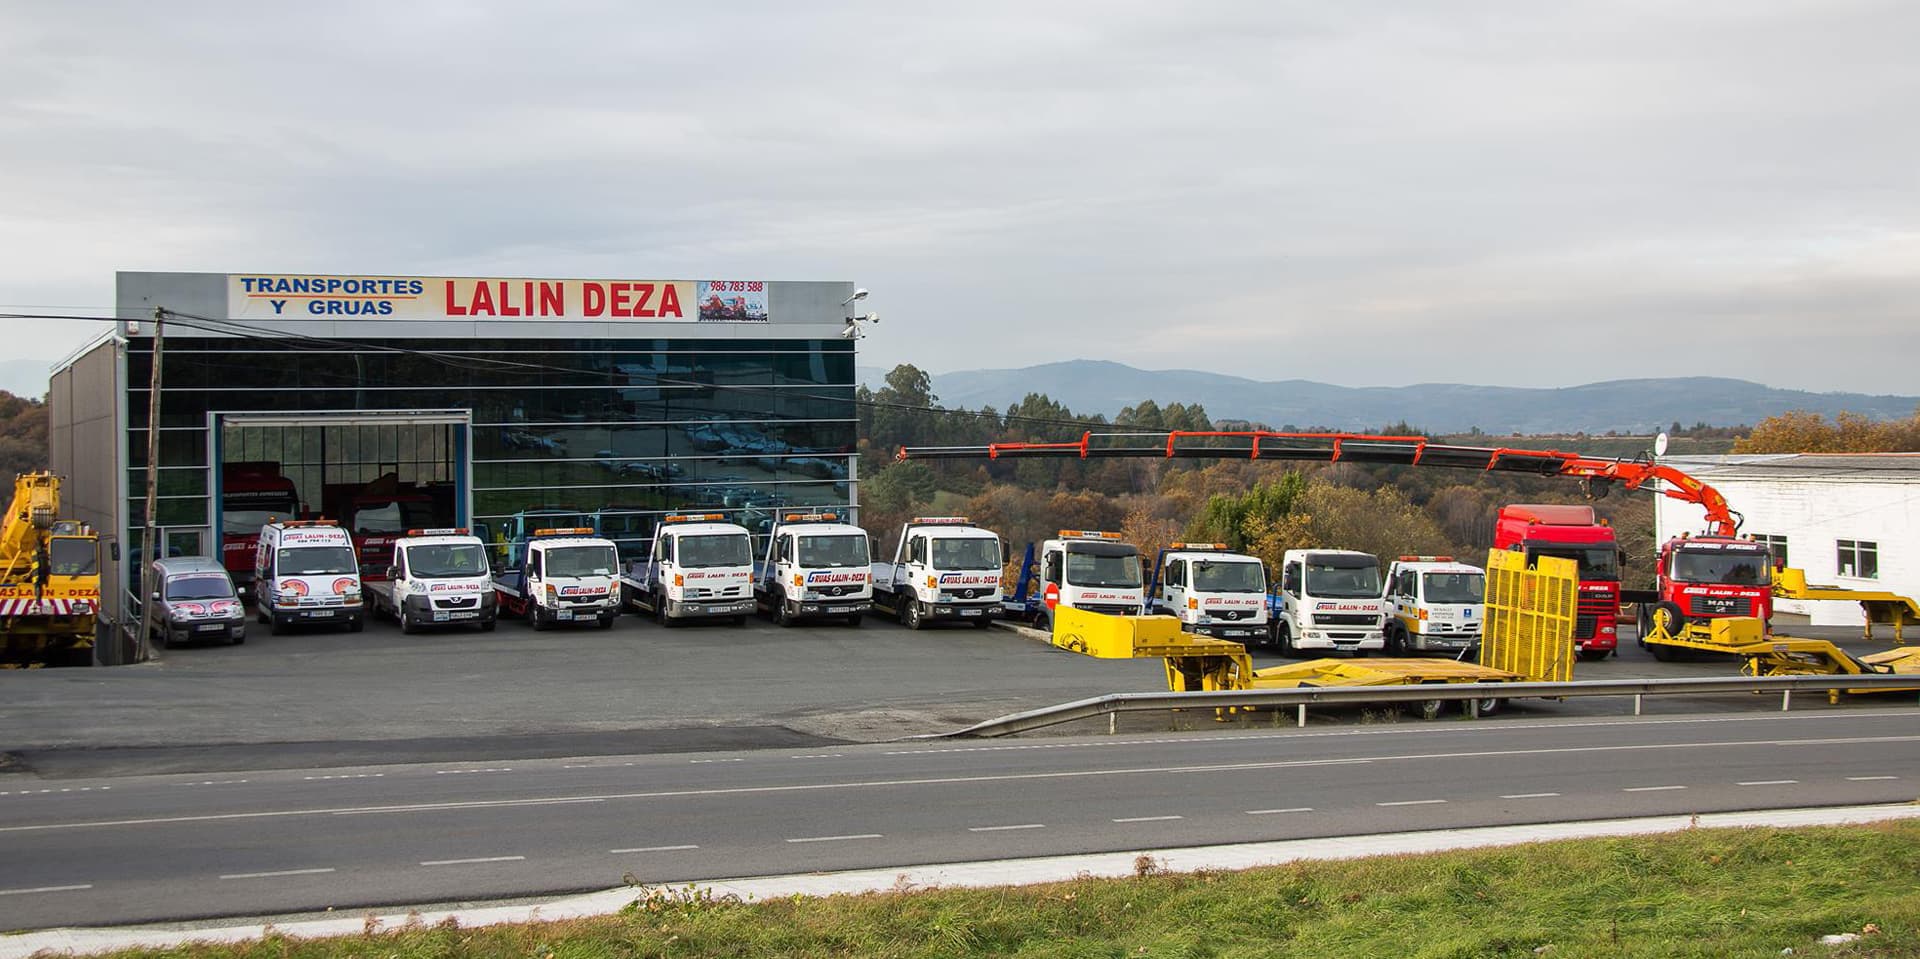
<box><xmin>1304</xmin><ymin>563</ymin><xmax>1381</xmax><ymax>599</ymax></box>
<box><xmin>407</xmin><ymin>544</ymin><xmax>489</xmax><ymax>577</ymax></box>
<box><xmin>279</xmin><ymin>546</ymin><xmax>357</xmax><ymax>576</ymax></box>
<box><xmin>932</xmin><ymin>538</ymin><xmax>1001</xmax><ymax>570</ymax></box>
<box><xmin>680</xmin><ymin>534</ymin><xmax>751</xmax><ymax>568</ymax></box>
<box><xmin>353</xmin><ymin>500</ymin><xmax>435</xmax><ymax>533</ymax></box>
<box><xmin>1423</xmin><ymin>572</ymin><xmax>1484</xmax><ymax>604</ymax></box>
<box><xmin>546</xmin><ymin>546</ymin><xmax>618</xmax><ymax>577</ymax></box>
<box><xmin>1528</xmin><ymin>546</ymin><xmax>1619</xmax><ymax>581</ymax></box>
<box><xmin>49</xmin><ymin>538</ymin><xmax>97</xmax><ymax>576</ymax></box>
<box><xmin>1672</xmin><ymin>550</ymin><xmax>1770</xmax><ymax>585</ymax></box>
<box><xmin>1066</xmin><ymin>551</ymin><xmax>1142</xmax><ymax>588</ymax></box>
<box><xmin>225</xmin><ymin>506</ymin><xmax>297</xmax><ymax>530</ymax></box>
<box><xmin>166</xmin><ymin>574</ymin><xmax>234</xmax><ymax>600</ymax></box>
<box><xmin>1193</xmin><ymin>561</ymin><xmax>1264</xmax><ymax>593</ymax></box>
<box><xmin>798</xmin><ymin>535</ymin><xmax>867</xmax><ymax>568</ymax></box>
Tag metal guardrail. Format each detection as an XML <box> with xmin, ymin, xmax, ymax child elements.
<box><xmin>942</xmin><ymin>674</ymin><xmax>1920</xmax><ymax>738</ymax></box>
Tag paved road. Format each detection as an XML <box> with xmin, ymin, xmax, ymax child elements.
<box><xmin>2</xmin><ymin>707</ymin><xmax>1914</xmax><ymax>930</ymax></box>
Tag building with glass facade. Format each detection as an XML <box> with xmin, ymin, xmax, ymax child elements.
<box><xmin>49</xmin><ymin>272</ymin><xmax>860</xmax><ymax>651</ymax></box>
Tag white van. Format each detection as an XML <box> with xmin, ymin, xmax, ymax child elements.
<box><xmin>253</xmin><ymin>520</ymin><xmax>366</xmax><ymax>635</ymax></box>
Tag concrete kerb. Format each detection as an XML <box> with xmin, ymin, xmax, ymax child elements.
<box><xmin>8</xmin><ymin>803</ymin><xmax>1920</xmax><ymax>958</ymax></box>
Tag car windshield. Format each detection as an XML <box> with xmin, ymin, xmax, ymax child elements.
<box><xmin>546</xmin><ymin>546</ymin><xmax>618</xmax><ymax>577</ymax></box>
<box><xmin>1423</xmin><ymin>572</ymin><xmax>1485</xmax><ymax>604</ymax></box>
<box><xmin>1305</xmin><ymin>562</ymin><xmax>1382</xmax><ymax>599</ymax></box>
<box><xmin>1193</xmin><ymin>560</ymin><xmax>1264</xmax><ymax>593</ymax></box>
<box><xmin>1066</xmin><ymin>550</ymin><xmax>1142</xmax><ymax>588</ymax></box>
<box><xmin>1672</xmin><ymin>550</ymin><xmax>1770</xmax><ymax>585</ymax></box>
<box><xmin>279</xmin><ymin>546</ymin><xmax>357</xmax><ymax>575</ymax></box>
<box><xmin>406</xmin><ymin>544</ymin><xmax>489</xmax><ymax>578</ymax></box>
<box><xmin>798</xmin><ymin>535</ymin><xmax>867</xmax><ymax>568</ymax></box>
<box><xmin>49</xmin><ymin>538</ymin><xmax>97</xmax><ymax>576</ymax></box>
<box><xmin>225</xmin><ymin>507</ymin><xmax>294</xmax><ymax>530</ymax></box>
<box><xmin>680</xmin><ymin>534</ymin><xmax>751</xmax><ymax>568</ymax></box>
<box><xmin>1529</xmin><ymin>546</ymin><xmax>1620</xmax><ymax>581</ymax></box>
<box><xmin>353</xmin><ymin>500</ymin><xmax>435</xmax><ymax>533</ymax></box>
<box><xmin>166</xmin><ymin>574</ymin><xmax>234</xmax><ymax>600</ymax></box>
<box><xmin>932</xmin><ymin>537</ymin><xmax>1001</xmax><ymax>570</ymax></box>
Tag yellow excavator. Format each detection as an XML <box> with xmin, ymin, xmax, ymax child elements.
<box><xmin>0</xmin><ymin>472</ymin><xmax>101</xmax><ymax>666</ymax></box>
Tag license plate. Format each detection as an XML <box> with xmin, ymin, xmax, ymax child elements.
<box><xmin>195</xmin><ymin>623</ymin><xmax>225</xmax><ymax>632</ymax></box>
<box><xmin>555</xmin><ymin>609</ymin><xmax>574</xmax><ymax>621</ymax></box>
<box><xmin>960</xmin><ymin>608</ymin><xmax>983</xmax><ymax>617</ymax></box>
<box><xmin>306</xmin><ymin>610</ymin><xmax>335</xmax><ymax>618</ymax></box>
<box><xmin>450</xmin><ymin>611</ymin><xmax>478</xmax><ymax>620</ymax></box>
<box><xmin>432</xmin><ymin>611</ymin><xmax>450</xmax><ymax>622</ymax></box>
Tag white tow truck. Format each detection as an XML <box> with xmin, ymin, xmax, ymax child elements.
<box><xmin>493</xmin><ymin>527</ymin><xmax>622</xmax><ymax>630</ymax></box>
<box><xmin>869</xmin><ymin>516</ymin><xmax>1006</xmax><ymax>630</ymax></box>
<box><xmin>1273</xmin><ymin>548</ymin><xmax>1386</xmax><ymax>656</ymax></box>
<box><xmin>620</xmin><ymin>513</ymin><xmax>756</xmax><ymax>626</ymax></box>
<box><xmin>1028</xmin><ymin>530</ymin><xmax>1145</xmax><ymax>630</ymax></box>
<box><xmin>1146</xmin><ymin>543</ymin><xmax>1269</xmax><ymax>641</ymax></box>
<box><xmin>1382</xmin><ymin>555</ymin><xmax>1486</xmax><ymax>656</ymax></box>
<box><xmin>367</xmin><ymin>528</ymin><xmax>497</xmax><ymax>634</ymax></box>
<box><xmin>754</xmin><ymin>512</ymin><xmax>871</xmax><ymax>627</ymax></box>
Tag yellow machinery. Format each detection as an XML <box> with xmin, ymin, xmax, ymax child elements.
<box><xmin>0</xmin><ymin>473</ymin><xmax>101</xmax><ymax>667</ymax></box>
<box><xmin>1639</xmin><ymin>604</ymin><xmax>1920</xmax><ymax>698</ymax></box>
<box><xmin>1479</xmin><ymin>550</ymin><xmax>1578</xmax><ymax>683</ymax></box>
<box><xmin>1772</xmin><ymin>566</ymin><xmax>1920</xmax><ymax>644</ymax></box>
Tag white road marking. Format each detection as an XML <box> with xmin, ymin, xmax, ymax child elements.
<box><xmin>219</xmin><ymin>868</ymin><xmax>335</xmax><ymax>880</ymax></box>
<box><xmin>178</xmin><ymin>780</ymin><xmax>249</xmax><ymax>787</ymax></box>
<box><xmin>420</xmin><ymin>856</ymin><xmax>525</xmax><ymax>866</ymax></box>
<box><xmin>609</xmin><ymin>844</ymin><xmax>699</xmax><ymax>854</ymax></box>
<box><xmin>1500</xmin><ymin>793</ymin><xmax>1561</xmax><ymax>799</ymax></box>
<box><xmin>304</xmin><ymin>774</ymin><xmax>383</xmax><ymax>781</ymax></box>
<box><xmin>6</xmin><ymin>787</ymin><xmax>111</xmax><ymax>795</ymax></box>
<box><xmin>13</xmin><ymin>733</ymin><xmax>1920</xmax><ymax>835</ymax></box>
<box><xmin>792</xmin><ymin>754</ymin><xmax>845</xmax><ymax>760</ymax></box>
<box><xmin>1376</xmin><ymin>799</ymin><xmax>1447</xmax><ymax>807</ymax></box>
<box><xmin>689</xmin><ymin>759</ymin><xmax>745</xmax><ymax>764</ymax></box>
<box><xmin>434</xmin><ymin>768</ymin><xmax>511</xmax><ymax>776</ymax></box>
<box><xmin>1247</xmin><ymin>807</ymin><xmax>1314</xmax><ymax>815</ymax></box>
<box><xmin>1737</xmin><ymin>780</ymin><xmax>1799</xmax><ymax>786</ymax></box>
<box><xmin>0</xmin><ymin>883</ymin><xmax>92</xmax><ymax>896</ymax></box>
<box><xmin>1623</xmin><ymin>785</ymin><xmax>1688</xmax><ymax>792</ymax></box>
<box><xmin>564</xmin><ymin>762</ymin><xmax>637</xmax><ymax>769</ymax></box>
<box><xmin>968</xmin><ymin>823</ymin><xmax>1046</xmax><ymax>832</ymax></box>
<box><xmin>1112</xmin><ymin>815</ymin><xmax>1184</xmax><ymax>823</ymax></box>
<box><xmin>786</xmin><ymin>834</ymin><xmax>883</xmax><ymax>843</ymax></box>
<box><xmin>1847</xmin><ymin>775</ymin><xmax>1899</xmax><ymax>781</ymax></box>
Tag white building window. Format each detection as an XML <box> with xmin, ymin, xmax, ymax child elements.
<box><xmin>1836</xmin><ymin>539</ymin><xmax>1879</xmax><ymax>580</ymax></box>
<box><xmin>1753</xmin><ymin>534</ymin><xmax>1788</xmax><ymax>569</ymax></box>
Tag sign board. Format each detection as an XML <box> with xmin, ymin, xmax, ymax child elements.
<box><xmin>227</xmin><ymin>275</ymin><xmax>775</xmax><ymax>323</ymax></box>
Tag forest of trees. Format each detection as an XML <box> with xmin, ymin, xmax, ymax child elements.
<box><xmin>0</xmin><ymin>391</ymin><xmax>48</xmax><ymax>479</ymax></box>
<box><xmin>1733</xmin><ymin>408</ymin><xmax>1920</xmax><ymax>453</ymax></box>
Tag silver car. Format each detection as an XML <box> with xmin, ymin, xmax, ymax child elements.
<box><xmin>149</xmin><ymin>557</ymin><xmax>247</xmax><ymax>648</ymax></box>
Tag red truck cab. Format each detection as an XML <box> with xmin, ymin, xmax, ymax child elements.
<box><xmin>220</xmin><ymin>462</ymin><xmax>302</xmax><ymax>601</ymax></box>
<box><xmin>1492</xmin><ymin>504</ymin><xmax>1621</xmax><ymax>660</ymax></box>
<box><xmin>345</xmin><ymin>494</ymin><xmax>438</xmax><ymax>581</ymax></box>
<box><xmin>1647</xmin><ymin>533</ymin><xmax>1774</xmax><ymax>629</ymax></box>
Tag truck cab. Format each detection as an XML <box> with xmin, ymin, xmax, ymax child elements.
<box><xmin>494</xmin><ymin>528</ymin><xmax>621</xmax><ymax>630</ymax></box>
<box><xmin>622</xmin><ymin>513</ymin><xmax>756</xmax><ymax>626</ymax></box>
<box><xmin>1147</xmin><ymin>543</ymin><xmax>1268</xmax><ymax>640</ymax></box>
<box><xmin>1034</xmin><ymin>530</ymin><xmax>1144</xmax><ymax>630</ymax></box>
<box><xmin>1273</xmin><ymin>549</ymin><xmax>1384</xmax><ymax>655</ymax></box>
<box><xmin>1641</xmin><ymin>534</ymin><xmax>1774</xmax><ymax>643</ymax></box>
<box><xmin>755</xmin><ymin>512</ymin><xmax>871</xmax><ymax>627</ymax></box>
<box><xmin>253</xmin><ymin>519</ymin><xmax>365</xmax><ymax>635</ymax></box>
<box><xmin>870</xmin><ymin>516</ymin><xmax>1006</xmax><ymax>630</ymax></box>
<box><xmin>1381</xmin><ymin>555</ymin><xmax>1485</xmax><ymax>656</ymax></box>
<box><xmin>219</xmin><ymin>461</ymin><xmax>301</xmax><ymax>601</ymax></box>
<box><xmin>1493</xmin><ymin>504</ymin><xmax>1620</xmax><ymax>659</ymax></box>
<box><xmin>371</xmin><ymin>528</ymin><xmax>496</xmax><ymax>633</ymax></box>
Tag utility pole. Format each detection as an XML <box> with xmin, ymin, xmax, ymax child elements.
<box><xmin>135</xmin><ymin>307</ymin><xmax>165</xmax><ymax>662</ymax></box>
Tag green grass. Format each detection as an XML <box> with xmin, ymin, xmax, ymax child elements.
<box><xmin>108</xmin><ymin>822</ymin><xmax>1920</xmax><ymax>959</ymax></box>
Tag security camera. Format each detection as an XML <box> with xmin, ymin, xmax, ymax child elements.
<box><xmin>840</xmin><ymin>324</ymin><xmax>862</xmax><ymax>340</ymax></box>
<box><xmin>841</xmin><ymin>288</ymin><xmax>870</xmax><ymax>306</ymax></box>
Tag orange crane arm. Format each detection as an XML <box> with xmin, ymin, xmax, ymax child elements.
<box><xmin>895</xmin><ymin>430</ymin><xmax>1740</xmax><ymax>536</ymax></box>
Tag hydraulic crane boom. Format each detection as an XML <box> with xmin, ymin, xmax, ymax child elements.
<box><xmin>896</xmin><ymin>431</ymin><xmax>1741</xmax><ymax>536</ymax></box>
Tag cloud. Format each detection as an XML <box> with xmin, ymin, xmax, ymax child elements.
<box><xmin>1</xmin><ymin>1</ymin><xmax>1915</xmax><ymax>393</ymax></box>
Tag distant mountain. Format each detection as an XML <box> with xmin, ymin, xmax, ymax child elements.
<box><xmin>0</xmin><ymin>359</ymin><xmax>51</xmax><ymax>401</ymax></box>
<box><xmin>912</xmin><ymin>360</ymin><xmax>1918</xmax><ymax>434</ymax></box>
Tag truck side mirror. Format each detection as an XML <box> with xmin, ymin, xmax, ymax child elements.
<box><xmin>151</xmin><ymin>591</ymin><xmax>161</xmax><ymax>603</ymax></box>
<box><xmin>1002</xmin><ymin>542</ymin><xmax>1011</xmax><ymax>563</ymax></box>
<box><xmin>385</xmin><ymin>566</ymin><xmax>398</xmax><ymax>580</ymax></box>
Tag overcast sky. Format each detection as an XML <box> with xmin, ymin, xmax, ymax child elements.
<box><xmin>3</xmin><ymin>1</ymin><xmax>1915</xmax><ymax>392</ymax></box>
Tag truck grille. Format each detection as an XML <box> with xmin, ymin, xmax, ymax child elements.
<box><xmin>1574</xmin><ymin>614</ymin><xmax>1596</xmax><ymax>639</ymax></box>
<box><xmin>435</xmin><ymin>596</ymin><xmax>479</xmax><ymax>609</ymax></box>
<box><xmin>819</xmin><ymin>585</ymin><xmax>858</xmax><ymax>597</ymax></box>
<box><xmin>951</xmin><ymin>587</ymin><xmax>989</xmax><ymax>600</ymax></box>
<box><xmin>1314</xmin><ymin>613</ymin><xmax>1377</xmax><ymax>626</ymax></box>
<box><xmin>1692</xmin><ymin>596</ymin><xmax>1755</xmax><ymax>617</ymax></box>
<box><xmin>1205</xmin><ymin>608</ymin><xmax>1256</xmax><ymax>621</ymax></box>
<box><xmin>1080</xmin><ymin>603</ymin><xmax>1137</xmax><ymax>616</ymax></box>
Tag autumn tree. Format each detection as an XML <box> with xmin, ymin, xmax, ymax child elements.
<box><xmin>1734</xmin><ymin>408</ymin><xmax>1920</xmax><ymax>453</ymax></box>
<box><xmin>0</xmin><ymin>391</ymin><xmax>48</xmax><ymax>478</ymax></box>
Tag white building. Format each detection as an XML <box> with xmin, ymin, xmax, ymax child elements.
<box><xmin>1655</xmin><ymin>454</ymin><xmax>1920</xmax><ymax>626</ymax></box>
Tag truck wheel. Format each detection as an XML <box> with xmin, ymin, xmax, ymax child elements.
<box><xmin>531</xmin><ymin>608</ymin><xmax>549</xmax><ymax>632</ymax></box>
<box><xmin>775</xmin><ymin>602</ymin><xmax>794</xmax><ymax>628</ymax></box>
<box><xmin>257</xmin><ymin>606</ymin><xmax>269</xmax><ymax>625</ymax></box>
<box><xmin>846</xmin><ymin>613</ymin><xmax>863</xmax><ymax>627</ymax></box>
<box><xmin>269</xmin><ymin>616</ymin><xmax>287</xmax><ymax>636</ymax></box>
<box><xmin>597</xmin><ymin>615</ymin><xmax>614</xmax><ymax>630</ymax></box>
<box><xmin>1416</xmin><ymin>698</ymin><xmax>1444</xmax><ymax>721</ymax></box>
<box><xmin>655</xmin><ymin>594</ymin><xmax>671</xmax><ymax>626</ymax></box>
<box><xmin>903</xmin><ymin>602</ymin><xmax>924</xmax><ymax>630</ymax></box>
<box><xmin>1470</xmin><ymin>696</ymin><xmax>1503</xmax><ymax>717</ymax></box>
<box><xmin>1275</xmin><ymin>623</ymin><xmax>1296</xmax><ymax>657</ymax></box>
<box><xmin>480</xmin><ymin>618</ymin><xmax>496</xmax><ymax>633</ymax></box>
<box><xmin>400</xmin><ymin>613</ymin><xmax>418</xmax><ymax>635</ymax></box>
<box><xmin>1384</xmin><ymin>625</ymin><xmax>1402</xmax><ymax>656</ymax></box>
<box><xmin>348</xmin><ymin>615</ymin><xmax>364</xmax><ymax>634</ymax></box>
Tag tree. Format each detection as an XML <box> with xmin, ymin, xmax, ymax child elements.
<box><xmin>0</xmin><ymin>391</ymin><xmax>48</xmax><ymax>478</ymax></box>
<box><xmin>1734</xmin><ymin>407</ymin><xmax>1920</xmax><ymax>453</ymax></box>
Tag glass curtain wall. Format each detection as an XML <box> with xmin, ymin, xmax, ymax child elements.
<box><xmin>126</xmin><ymin>337</ymin><xmax>859</xmax><ymax>567</ymax></box>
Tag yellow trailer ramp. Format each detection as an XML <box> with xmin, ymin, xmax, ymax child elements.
<box><xmin>1773</xmin><ymin>567</ymin><xmax>1920</xmax><ymax>644</ymax></box>
<box><xmin>1049</xmin><ymin>605</ymin><xmax>1253</xmax><ymax>692</ymax></box>
<box><xmin>1479</xmin><ymin>550</ymin><xmax>1578</xmax><ymax>683</ymax></box>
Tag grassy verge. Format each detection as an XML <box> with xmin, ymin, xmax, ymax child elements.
<box><xmin>112</xmin><ymin>821</ymin><xmax>1920</xmax><ymax>959</ymax></box>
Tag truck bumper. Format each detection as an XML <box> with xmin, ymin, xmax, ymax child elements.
<box><xmin>793</xmin><ymin>600</ymin><xmax>871</xmax><ymax>618</ymax></box>
<box><xmin>1296</xmin><ymin>630</ymin><xmax>1385</xmax><ymax>651</ymax></box>
<box><xmin>1409</xmin><ymin>631</ymin><xmax>1479</xmax><ymax>653</ymax></box>
<box><xmin>924</xmin><ymin>601</ymin><xmax>998</xmax><ymax>622</ymax></box>
<box><xmin>666</xmin><ymin>598</ymin><xmax>756</xmax><ymax>619</ymax></box>
<box><xmin>1192</xmin><ymin>622</ymin><xmax>1265</xmax><ymax>640</ymax></box>
<box><xmin>403</xmin><ymin>595</ymin><xmax>496</xmax><ymax>626</ymax></box>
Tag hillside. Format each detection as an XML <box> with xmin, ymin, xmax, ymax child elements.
<box><xmin>867</xmin><ymin>361</ymin><xmax>1918</xmax><ymax>434</ymax></box>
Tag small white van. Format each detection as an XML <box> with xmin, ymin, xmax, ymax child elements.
<box><xmin>253</xmin><ymin>520</ymin><xmax>366</xmax><ymax>635</ymax></box>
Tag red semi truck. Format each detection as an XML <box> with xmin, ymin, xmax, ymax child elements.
<box><xmin>1492</xmin><ymin>504</ymin><xmax>1622</xmax><ymax>660</ymax></box>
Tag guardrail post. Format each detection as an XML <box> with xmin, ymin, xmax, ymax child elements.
<box><xmin>1781</xmin><ymin>688</ymin><xmax>1791</xmax><ymax>712</ymax></box>
<box><xmin>1297</xmin><ymin>704</ymin><xmax>1306</xmax><ymax>728</ymax></box>
<box><xmin>1633</xmin><ymin>694</ymin><xmax>1642</xmax><ymax>716</ymax></box>
<box><xmin>1469</xmin><ymin>698</ymin><xmax>1480</xmax><ymax>719</ymax></box>
<box><xmin>1108</xmin><ymin>711</ymin><xmax>1116</xmax><ymax>735</ymax></box>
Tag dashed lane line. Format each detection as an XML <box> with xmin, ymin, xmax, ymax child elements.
<box><xmin>968</xmin><ymin>823</ymin><xmax>1046</xmax><ymax>832</ymax></box>
<box><xmin>609</xmin><ymin>844</ymin><xmax>699</xmax><ymax>854</ymax></box>
<box><xmin>1246</xmin><ymin>807</ymin><xmax>1314</xmax><ymax>815</ymax></box>
<box><xmin>0</xmin><ymin>883</ymin><xmax>92</xmax><ymax>896</ymax></box>
<box><xmin>1623</xmin><ymin>785</ymin><xmax>1688</xmax><ymax>792</ymax></box>
<box><xmin>1112</xmin><ymin>815</ymin><xmax>1183</xmax><ymax>823</ymax></box>
<box><xmin>1500</xmin><ymin>793</ymin><xmax>1561</xmax><ymax>799</ymax></box>
<box><xmin>420</xmin><ymin>856</ymin><xmax>525</xmax><ymax>866</ymax></box>
<box><xmin>786</xmin><ymin>834</ymin><xmax>882</xmax><ymax>844</ymax></box>
<box><xmin>219</xmin><ymin>868</ymin><xmax>336</xmax><ymax>880</ymax></box>
<box><xmin>1376</xmin><ymin>799</ymin><xmax>1447</xmax><ymax>807</ymax></box>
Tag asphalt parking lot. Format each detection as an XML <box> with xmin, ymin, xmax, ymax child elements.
<box><xmin>0</xmin><ymin>608</ymin><xmax>1905</xmax><ymax>778</ymax></box>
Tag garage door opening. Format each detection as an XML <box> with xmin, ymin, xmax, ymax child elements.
<box><xmin>215</xmin><ymin>413</ymin><xmax>470</xmax><ymax>586</ymax></box>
